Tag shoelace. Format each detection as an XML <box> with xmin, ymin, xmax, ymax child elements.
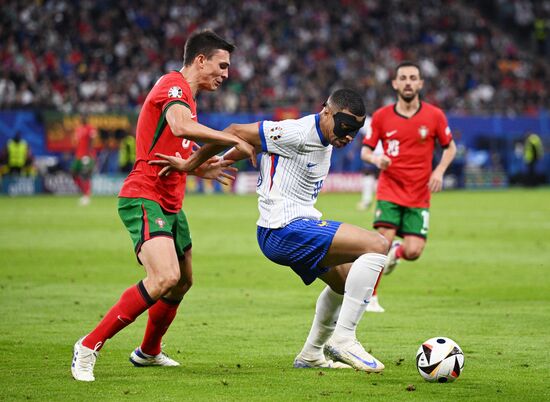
<box><xmin>77</xmin><ymin>345</ymin><xmax>99</xmax><ymax>371</ymax></box>
<box><xmin>78</xmin><ymin>352</ymin><xmax>97</xmax><ymax>370</ymax></box>
<box><xmin>156</xmin><ymin>352</ymin><xmax>173</xmax><ymax>363</ymax></box>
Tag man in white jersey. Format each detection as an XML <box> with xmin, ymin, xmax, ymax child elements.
<box><xmin>150</xmin><ymin>89</ymin><xmax>390</xmax><ymax>372</ymax></box>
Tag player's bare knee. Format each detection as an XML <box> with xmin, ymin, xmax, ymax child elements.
<box><xmin>370</xmin><ymin>233</ymin><xmax>390</xmax><ymax>255</ymax></box>
<box><xmin>151</xmin><ymin>271</ymin><xmax>181</xmax><ymax>294</ymax></box>
<box><xmin>403</xmin><ymin>246</ymin><xmax>423</xmax><ymax>260</ymax></box>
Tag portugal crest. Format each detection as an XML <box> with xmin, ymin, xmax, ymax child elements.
<box><xmin>418</xmin><ymin>125</ymin><xmax>429</xmax><ymax>141</ymax></box>
<box><xmin>155</xmin><ymin>218</ymin><xmax>166</xmax><ymax>228</ymax></box>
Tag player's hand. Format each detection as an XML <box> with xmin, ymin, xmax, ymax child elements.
<box><xmin>235</xmin><ymin>140</ymin><xmax>257</xmax><ymax>168</ymax></box>
<box><xmin>429</xmin><ymin>170</ymin><xmax>444</xmax><ymax>192</ymax></box>
<box><xmin>195</xmin><ymin>156</ymin><xmax>238</xmax><ymax>185</ymax></box>
<box><xmin>148</xmin><ymin>152</ymin><xmax>190</xmax><ymax>176</ymax></box>
<box><xmin>375</xmin><ymin>155</ymin><xmax>392</xmax><ymax>170</ymax></box>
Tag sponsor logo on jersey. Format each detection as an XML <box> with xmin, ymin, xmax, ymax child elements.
<box><xmin>445</xmin><ymin>126</ymin><xmax>451</xmax><ymax>136</ymax></box>
<box><xmin>307</xmin><ymin>162</ymin><xmax>317</xmax><ymax>168</ymax></box>
<box><xmin>155</xmin><ymin>218</ymin><xmax>166</xmax><ymax>228</ymax></box>
<box><xmin>418</xmin><ymin>125</ymin><xmax>429</xmax><ymax>140</ymax></box>
<box><xmin>268</xmin><ymin>126</ymin><xmax>283</xmax><ymax>140</ymax></box>
<box><xmin>386</xmin><ymin>130</ymin><xmax>397</xmax><ymax>137</ymax></box>
<box><xmin>168</xmin><ymin>86</ymin><xmax>183</xmax><ymax>98</ymax></box>
<box><xmin>317</xmin><ymin>220</ymin><xmax>328</xmax><ymax>227</ymax></box>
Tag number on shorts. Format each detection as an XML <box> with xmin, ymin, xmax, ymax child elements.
<box><xmin>420</xmin><ymin>210</ymin><xmax>430</xmax><ymax>235</ymax></box>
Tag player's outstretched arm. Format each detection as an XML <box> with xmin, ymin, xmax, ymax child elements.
<box><xmin>429</xmin><ymin>140</ymin><xmax>457</xmax><ymax>192</ymax></box>
<box><xmin>222</xmin><ymin>123</ymin><xmax>263</xmax><ymax>162</ymax></box>
<box><xmin>166</xmin><ymin>103</ymin><xmax>240</xmax><ymax>146</ymax></box>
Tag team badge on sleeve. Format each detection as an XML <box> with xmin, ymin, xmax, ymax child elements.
<box><xmin>445</xmin><ymin>126</ymin><xmax>451</xmax><ymax>136</ymax></box>
<box><xmin>268</xmin><ymin>126</ymin><xmax>283</xmax><ymax>140</ymax></box>
<box><xmin>168</xmin><ymin>86</ymin><xmax>183</xmax><ymax>98</ymax></box>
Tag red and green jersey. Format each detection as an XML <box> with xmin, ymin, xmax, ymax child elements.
<box><xmin>363</xmin><ymin>101</ymin><xmax>453</xmax><ymax>208</ymax></box>
<box><xmin>74</xmin><ymin>124</ymin><xmax>97</xmax><ymax>159</ymax></box>
<box><xmin>119</xmin><ymin>71</ymin><xmax>196</xmax><ymax>213</ymax></box>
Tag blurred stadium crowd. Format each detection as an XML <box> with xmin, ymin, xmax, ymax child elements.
<box><xmin>1</xmin><ymin>0</ymin><xmax>549</xmax><ymax>115</ymax></box>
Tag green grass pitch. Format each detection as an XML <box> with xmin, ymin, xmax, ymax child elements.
<box><xmin>0</xmin><ymin>189</ymin><xmax>549</xmax><ymax>401</ymax></box>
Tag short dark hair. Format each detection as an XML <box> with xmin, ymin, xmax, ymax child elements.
<box><xmin>328</xmin><ymin>88</ymin><xmax>366</xmax><ymax>117</ymax></box>
<box><xmin>394</xmin><ymin>61</ymin><xmax>422</xmax><ymax>78</ymax></box>
<box><xmin>183</xmin><ymin>30</ymin><xmax>235</xmax><ymax>66</ymax></box>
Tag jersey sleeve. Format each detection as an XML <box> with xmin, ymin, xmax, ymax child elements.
<box><xmin>258</xmin><ymin>119</ymin><xmax>306</xmax><ymax>157</ymax></box>
<box><xmin>435</xmin><ymin>108</ymin><xmax>453</xmax><ymax>147</ymax></box>
<box><xmin>151</xmin><ymin>74</ymin><xmax>193</xmax><ymax>114</ymax></box>
<box><xmin>362</xmin><ymin>113</ymin><xmax>380</xmax><ymax>149</ymax></box>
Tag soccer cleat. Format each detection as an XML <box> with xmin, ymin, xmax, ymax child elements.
<box><xmin>324</xmin><ymin>338</ymin><xmax>384</xmax><ymax>373</ymax></box>
<box><xmin>71</xmin><ymin>337</ymin><xmax>100</xmax><ymax>382</ymax></box>
<box><xmin>78</xmin><ymin>195</ymin><xmax>91</xmax><ymax>206</ymax></box>
<box><xmin>383</xmin><ymin>240</ymin><xmax>401</xmax><ymax>275</ymax></box>
<box><xmin>129</xmin><ymin>347</ymin><xmax>180</xmax><ymax>367</ymax></box>
<box><xmin>293</xmin><ymin>353</ymin><xmax>352</xmax><ymax>369</ymax></box>
<box><xmin>366</xmin><ymin>295</ymin><xmax>385</xmax><ymax>313</ymax></box>
<box><xmin>356</xmin><ymin>201</ymin><xmax>371</xmax><ymax>211</ymax></box>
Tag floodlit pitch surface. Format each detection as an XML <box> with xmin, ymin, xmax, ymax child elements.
<box><xmin>0</xmin><ymin>189</ymin><xmax>549</xmax><ymax>401</ymax></box>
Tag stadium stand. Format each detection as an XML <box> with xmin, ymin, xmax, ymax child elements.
<box><xmin>1</xmin><ymin>0</ymin><xmax>549</xmax><ymax>115</ymax></box>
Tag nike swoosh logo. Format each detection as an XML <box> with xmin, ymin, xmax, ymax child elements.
<box><xmin>190</xmin><ymin>114</ymin><xmax>197</xmax><ymax>119</ymax></box>
<box><xmin>386</xmin><ymin>130</ymin><xmax>397</xmax><ymax>137</ymax></box>
<box><xmin>349</xmin><ymin>352</ymin><xmax>378</xmax><ymax>368</ymax></box>
<box><xmin>117</xmin><ymin>315</ymin><xmax>130</xmax><ymax>324</ymax></box>
<box><xmin>307</xmin><ymin>163</ymin><xmax>317</xmax><ymax>168</ymax></box>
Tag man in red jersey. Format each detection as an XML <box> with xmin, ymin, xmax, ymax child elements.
<box><xmin>360</xmin><ymin>61</ymin><xmax>456</xmax><ymax>313</ymax></box>
<box><xmin>71</xmin><ymin>30</ymin><xmax>255</xmax><ymax>382</ymax></box>
<box><xmin>71</xmin><ymin>115</ymin><xmax>97</xmax><ymax>206</ymax></box>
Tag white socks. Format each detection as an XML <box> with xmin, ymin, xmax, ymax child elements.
<box><xmin>300</xmin><ymin>286</ymin><xmax>343</xmax><ymax>359</ymax></box>
<box><xmin>332</xmin><ymin>253</ymin><xmax>386</xmax><ymax>342</ymax></box>
<box><xmin>361</xmin><ymin>175</ymin><xmax>376</xmax><ymax>205</ymax></box>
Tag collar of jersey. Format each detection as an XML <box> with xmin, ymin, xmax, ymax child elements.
<box><xmin>315</xmin><ymin>114</ymin><xmax>329</xmax><ymax>147</ymax></box>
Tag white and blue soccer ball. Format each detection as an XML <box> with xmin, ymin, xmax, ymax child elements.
<box><xmin>416</xmin><ymin>337</ymin><xmax>464</xmax><ymax>383</ymax></box>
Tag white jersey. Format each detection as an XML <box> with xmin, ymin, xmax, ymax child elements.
<box><xmin>256</xmin><ymin>114</ymin><xmax>332</xmax><ymax>228</ymax></box>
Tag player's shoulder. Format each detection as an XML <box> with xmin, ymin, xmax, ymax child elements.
<box><xmin>420</xmin><ymin>101</ymin><xmax>446</xmax><ymax>117</ymax></box>
<box><xmin>372</xmin><ymin>104</ymin><xmax>395</xmax><ymax>119</ymax></box>
<box><xmin>153</xmin><ymin>71</ymin><xmax>190</xmax><ymax>97</ymax></box>
<box><xmin>267</xmin><ymin>114</ymin><xmax>311</xmax><ymax>132</ymax></box>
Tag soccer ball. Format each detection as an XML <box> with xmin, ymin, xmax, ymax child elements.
<box><xmin>416</xmin><ymin>337</ymin><xmax>464</xmax><ymax>383</ymax></box>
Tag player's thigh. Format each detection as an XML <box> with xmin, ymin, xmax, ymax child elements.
<box><xmin>319</xmin><ymin>223</ymin><xmax>389</xmax><ymax>267</ymax></box>
<box><xmin>178</xmin><ymin>247</ymin><xmax>192</xmax><ymax>283</ymax></box>
<box><xmin>139</xmin><ymin>237</ymin><xmax>180</xmax><ymax>279</ymax></box>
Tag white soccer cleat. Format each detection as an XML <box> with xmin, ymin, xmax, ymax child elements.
<box><xmin>129</xmin><ymin>347</ymin><xmax>180</xmax><ymax>367</ymax></box>
<box><xmin>324</xmin><ymin>338</ymin><xmax>384</xmax><ymax>373</ymax></box>
<box><xmin>366</xmin><ymin>295</ymin><xmax>385</xmax><ymax>313</ymax></box>
<box><xmin>356</xmin><ymin>201</ymin><xmax>370</xmax><ymax>211</ymax></box>
<box><xmin>383</xmin><ymin>240</ymin><xmax>401</xmax><ymax>275</ymax></box>
<box><xmin>78</xmin><ymin>195</ymin><xmax>91</xmax><ymax>206</ymax></box>
<box><xmin>71</xmin><ymin>337</ymin><xmax>99</xmax><ymax>382</ymax></box>
<box><xmin>293</xmin><ymin>353</ymin><xmax>352</xmax><ymax>369</ymax></box>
